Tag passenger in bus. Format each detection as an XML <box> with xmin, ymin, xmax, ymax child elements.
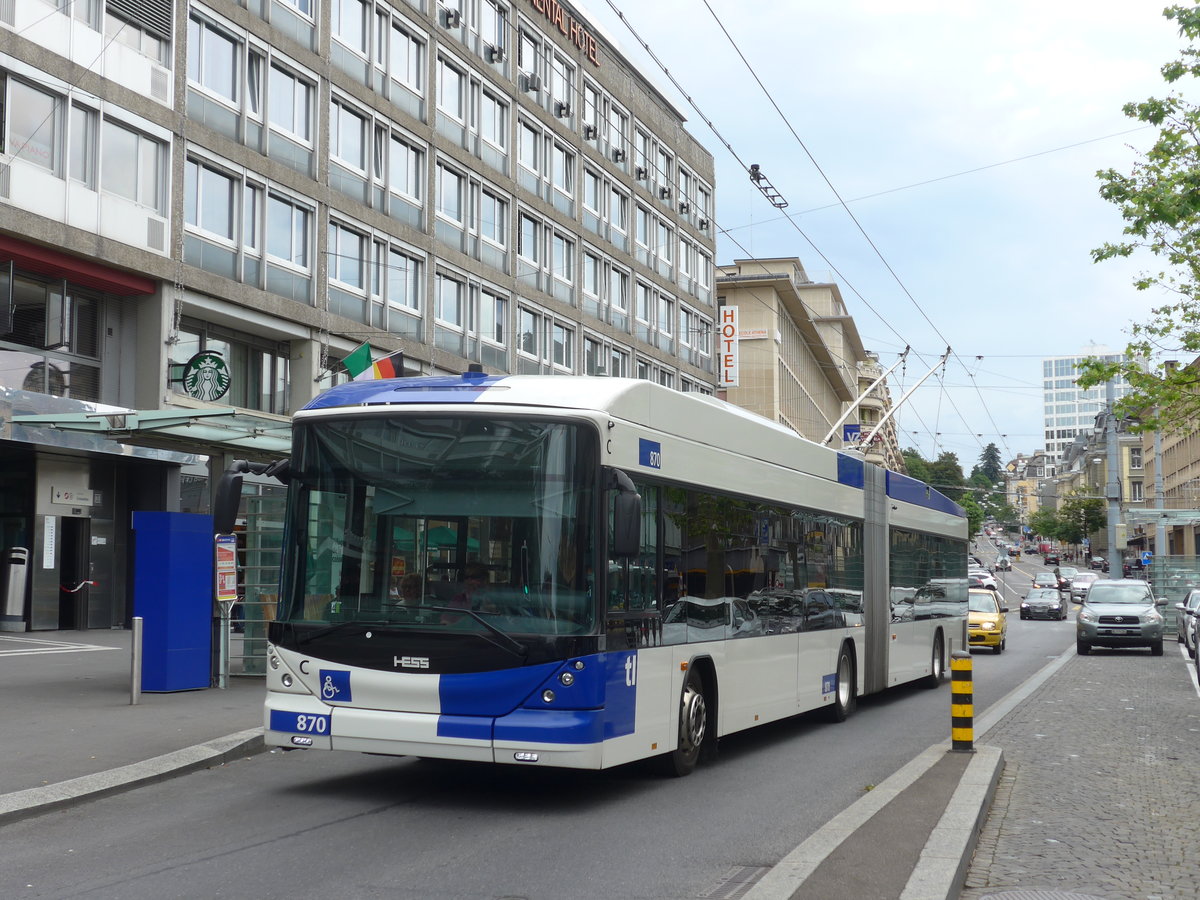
<box><xmin>443</xmin><ymin>563</ymin><xmax>492</xmax><ymax>623</ymax></box>
<box><xmin>397</xmin><ymin>573</ymin><xmax>424</xmax><ymax>607</ymax></box>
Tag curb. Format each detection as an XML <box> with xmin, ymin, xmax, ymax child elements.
<box><xmin>900</xmin><ymin>745</ymin><xmax>1004</xmax><ymax>900</ymax></box>
<box><xmin>0</xmin><ymin>728</ymin><xmax>265</xmax><ymax>827</ymax></box>
<box><xmin>742</xmin><ymin>742</ymin><xmax>1003</xmax><ymax>900</ymax></box>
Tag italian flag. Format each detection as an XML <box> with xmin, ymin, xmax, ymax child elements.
<box><xmin>342</xmin><ymin>343</ymin><xmax>404</xmax><ymax>381</ymax></box>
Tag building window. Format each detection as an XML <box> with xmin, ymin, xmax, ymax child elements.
<box><xmin>388</xmin><ymin>19</ymin><xmax>425</xmax><ymax>93</ymax></box>
<box><xmin>1131</xmin><ymin>480</ymin><xmax>1144</xmax><ymax>502</ymax></box>
<box><xmin>1129</xmin><ymin>447</ymin><xmax>1143</xmax><ymax>470</ymax></box>
<box><xmin>436</xmin><ymin>272</ymin><xmax>465</xmax><ymax>327</ymax></box>
<box><xmin>69</xmin><ymin>104</ymin><xmax>98</xmax><ymax>188</ymax></box>
<box><xmin>328</xmin><ymin>222</ymin><xmax>367</xmax><ymax>290</ymax></box>
<box><xmin>436</xmin><ymin>163</ymin><xmax>465</xmax><ymax>224</ymax></box>
<box><xmin>187</xmin><ymin>17</ymin><xmax>239</xmax><ymax>103</ymax></box>
<box><xmin>552</xmin><ymin>322</ymin><xmax>574</xmax><ymax>371</ymax></box>
<box><xmin>267</xmin><ymin>193</ymin><xmax>310</xmax><ymax>269</ymax></box>
<box><xmin>479</xmin><ymin>289</ymin><xmax>507</xmax><ymax>346</ymax></box>
<box><xmin>101</xmin><ymin>120</ymin><xmax>165</xmax><ymax>213</ymax></box>
<box><xmin>518</xmin><ymin>214</ymin><xmax>540</xmax><ymax>262</ymax></box>
<box><xmin>271</xmin><ymin>65</ymin><xmax>314</xmax><ymax>143</ymax></box>
<box><xmin>331</xmin><ymin>99</ymin><xmax>367</xmax><ymax>172</ymax></box>
<box><xmin>480</xmin><ymin>189</ymin><xmax>507</xmax><ymax>248</ymax></box>
<box><xmin>332</xmin><ymin>0</ymin><xmax>369</xmax><ymax>55</ymax></box>
<box><xmin>437</xmin><ymin>57</ymin><xmax>466</xmax><ymax>122</ymax></box>
<box><xmin>6</xmin><ymin>79</ymin><xmax>63</xmax><ymax>173</ymax></box>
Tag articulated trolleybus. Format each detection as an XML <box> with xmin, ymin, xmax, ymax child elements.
<box><xmin>230</xmin><ymin>373</ymin><xmax>966</xmax><ymax>776</ymax></box>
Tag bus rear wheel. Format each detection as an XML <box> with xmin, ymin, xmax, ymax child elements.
<box><xmin>921</xmin><ymin>632</ymin><xmax>944</xmax><ymax>689</ymax></box>
<box><xmin>663</xmin><ymin>669</ymin><xmax>707</xmax><ymax>777</ymax></box>
<box><xmin>826</xmin><ymin>644</ymin><xmax>856</xmax><ymax>722</ymax></box>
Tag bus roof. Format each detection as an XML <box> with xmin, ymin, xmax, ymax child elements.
<box><xmin>299</xmin><ymin>374</ymin><xmax>964</xmax><ymax>518</ymax></box>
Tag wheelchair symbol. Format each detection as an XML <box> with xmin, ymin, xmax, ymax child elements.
<box><xmin>322</xmin><ymin>675</ymin><xmax>340</xmax><ymax>700</ymax></box>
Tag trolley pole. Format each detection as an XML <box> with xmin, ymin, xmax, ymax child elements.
<box><xmin>950</xmin><ymin>650</ymin><xmax>975</xmax><ymax>753</ymax></box>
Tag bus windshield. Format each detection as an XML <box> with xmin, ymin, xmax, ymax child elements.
<box><xmin>279</xmin><ymin>415</ymin><xmax>597</xmax><ymax>636</ymax></box>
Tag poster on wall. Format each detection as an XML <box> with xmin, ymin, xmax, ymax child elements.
<box><xmin>43</xmin><ymin>516</ymin><xmax>56</xmax><ymax>569</ymax></box>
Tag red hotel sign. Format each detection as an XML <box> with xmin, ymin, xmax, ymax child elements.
<box><xmin>527</xmin><ymin>0</ymin><xmax>600</xmax><ymax>66</ymax></box>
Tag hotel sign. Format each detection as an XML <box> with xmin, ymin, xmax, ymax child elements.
<box><xmin>719</xmin><ymin>306</ymin><xmax>738</xmax><ymax>388</ymax></box>
<box><xmin>527</xmin><ymin>0</ymin><xmax>600</xmax><ymax>66</ymax></box>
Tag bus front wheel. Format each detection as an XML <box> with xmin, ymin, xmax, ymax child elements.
<box><xmin>663</xmin><ymin>669</ymin><xmax>708</xmax><ymax>777</ymax></box>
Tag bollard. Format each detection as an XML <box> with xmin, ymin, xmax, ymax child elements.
<box><xmin>950</xmin><ymin>650</ymin><xmax>975</xmax><ymax>753</ymax></box>
<box><xmin>130</xmin><ymin>616</ymin><xmax>143</xmax><ymax>706</ymax></box>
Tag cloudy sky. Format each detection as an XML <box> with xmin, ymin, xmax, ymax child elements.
<box><xmin>579</xmin><ymin>0</ymin><xmax>1187</xmax><ymax>467</ymax></box>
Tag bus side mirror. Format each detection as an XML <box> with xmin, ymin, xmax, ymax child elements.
<box><xmin>213</xmin><ymin>468</ymin><xmax>245</xmax><ymax>535</ymax></box>
<box><xmin>607</xmin><ymin>467</ymin><xmax>641</xmax><ymax>558</ymax></box>
<box><xmin>613</xmin><ymin>491</ymin><xmax>642</xmax><ymax>558</ymax></box>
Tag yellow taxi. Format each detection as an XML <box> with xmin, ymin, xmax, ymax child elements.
<box><xmin>968</xmin><ymin>587</ymin><xmax>1008</xmax><ymax>654</ymax></box>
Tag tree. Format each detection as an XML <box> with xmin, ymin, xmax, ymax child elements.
<box><xmin>927</xmin><ymin>451</ymin><xmax>966</xmax><ymax>502</ymax></box>
<box><xmin>971</xmin><ymin>443</ymin><xmax>1004</xmax><ymax>484</ymax></box>
<box><xmin>1028</xmin><ymin>507</ymin><xmax>1061</xmax><ymax>543</ymax></box>
<box><xmin>1079</xmin><ymin>4</ymin><xmax>1200</xmax><ymax>429</ymax></box>
<box><xmin>1057</xmin><ymin>494</ymin><xmax>1107</xmax><ymax>545</ymax></box>
<box><xmin>960</xmin><ymin>496</ymin><xmax>985</xmax><ymax>537</ymax></box>
<box><xmin>901</xmin><ymin>448</ymin><xmax>930</xmax><ymax>484</ymax></box>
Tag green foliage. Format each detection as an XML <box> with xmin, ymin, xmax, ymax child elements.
<box><xmin>1083</xmin><ymin>3</ymin><xmax>1200</xmax><ymax>430</ymax></box>
<box><xmin>901</xmin><ymin>448</ymin><xmax>930</xmax><ymax>483</ymax></box>
<box><xmin>972</xmin><ymin>443</ymin><xmax>1004</xmax><ymax>484</ymax></box>
<box><xmin>960</xmin><ymin>496</ymin><xmax>985</xmax><ymax>537</ymax></box>
<box><xmin>1028</xmin><ymin>507</ymin><xmax>1062</xmax><ymax>542</ymax></box>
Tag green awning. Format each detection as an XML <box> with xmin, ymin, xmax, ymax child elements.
<box><xmin>13</xmin><ymin>407</ymin><xmax>292</xmax><ymax>458</ymax></box>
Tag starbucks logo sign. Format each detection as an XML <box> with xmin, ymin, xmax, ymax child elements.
<box><xmin>181</xmin><ymin>351</ymin><xmax>231</xmax><ymax>401</ymax></box>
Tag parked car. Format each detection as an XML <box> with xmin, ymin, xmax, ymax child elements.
<box><xmin>968</xmin><ymin>587</ymin><xmax>1008</xmax><ymax>653</ymax></box>
<box><xmin>1021</xmin><ymin>587</ymin><xmax>1068</xmax><ymax>620</ymax></box>
<box><xmin>1032</xmin><ymin>572</ymin><xmax>1059</xmax><ymax>592</ymax></box>
<box><xmin>1070</xmin><ymin>571</ymin><xmax>1100</xmax><ymax>601</ymax></box>
<box><xmin>993</xmin><ymin>556</ymin><xmax>1012</xmax><ymax>572</ymax></box>
<box><xmin>1076</xmin><ymin>579</ymin><xmax>1165</xmax><ymax>656</ymax></box>
<box><xmin>1175</xmin><ymin>588</ymin><xmax>1200</xmax><ymax>658</ymax></box>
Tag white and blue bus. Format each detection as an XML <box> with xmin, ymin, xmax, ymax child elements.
<box><xmin>228</xmin><ymin>374</ymin><xmax>967</xmax><ymax>775</ymax></box>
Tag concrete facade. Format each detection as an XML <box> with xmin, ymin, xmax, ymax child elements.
<box><xmin>0</xmin><ymin>0</ymin><xmax>718</xmax><ymax>630</ymax></box>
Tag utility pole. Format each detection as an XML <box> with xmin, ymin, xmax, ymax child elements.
<box><xmin>1104</xmin><ymin>380</ymin><xmax>1121</xmax><ymax>571</ymax></box>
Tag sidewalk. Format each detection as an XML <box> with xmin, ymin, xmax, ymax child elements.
<box><xmin>2</xmin><ymin>630</ymin><xmax>1196</xmax><ymax>900</ymax></box>
<box><xmin>0</xmin><ymin>630</ymin><xmax>263</xmax><ymax>824</ymax></box>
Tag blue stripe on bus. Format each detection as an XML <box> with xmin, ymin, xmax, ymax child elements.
<box><xmin>886</xmin><ymin>471</ymin><xmax>965</xmax><ymax>516</ymax></box>
<box><xmin>303</xmin><ymin>374</ymin><xmax>509</xmax><ymax>410</ymax></box>
<box><xmin>836</xmin><ymin>453</ymin><xmax>865</xmax><ymax>488</ymax></box>
<box><xmin>434</xmin><ymin>652</ymin><xmax>638</xmax><ymax>745</ymax></box>
<box><xmin>439</xmin><ymin>661</ymin><xmax>560</xmax><ymax>716</ymax></box>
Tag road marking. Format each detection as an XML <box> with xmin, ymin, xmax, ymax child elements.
<box><xmin>0</xmin><ymin>636</ymin><xmax>119</xmax><ymax>657</ymax></box>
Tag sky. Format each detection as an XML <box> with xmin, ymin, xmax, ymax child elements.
<box><xmin>576</xmin><ymin>0</ymin><xmax>1188</xmax><ymax>468</ymax></box>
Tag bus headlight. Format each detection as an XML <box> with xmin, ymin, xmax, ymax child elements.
<box><xmin>559</xmin><ymin>671</ymin><xmax>575</xmax><ymax>686</ymax></box>
<box><xmin>542</xmin><ymin>689</ymin><xmax>556</xmax><ymax>703</ymax></box>
<box><xmin>281</xmin><ymin>673</ymin><xmax>293</xmax><ymax>688</ymax></box>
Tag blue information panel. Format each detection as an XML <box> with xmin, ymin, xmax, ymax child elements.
<box><xmin>639</xmin><ymin>439</ymin><xmax>662</xmax><ymax>469</ymax></box>
<box><xmin>270</xmin><ymin>710</ymin><xmax>331</xmax><ymax>735</ymax></box>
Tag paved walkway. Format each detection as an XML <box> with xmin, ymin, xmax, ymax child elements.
<box><xmin>963</xmin><ymin>643</ymin><xmax>1200</xmax><ymax>900</ymax></box>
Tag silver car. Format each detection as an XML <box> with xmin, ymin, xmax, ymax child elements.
<box><xmin>1174</xmin><ymin>588</ymin><xmax>1200</xmax><ymax>658</ymax></box>
<box><xmin>1070</xmin><ymin>571</ymin><xmax>1100</xmax><ymax>601</ymax></box>
<box><xmin>1076</xmin><ymin>579</ymin><xmax>1165</xmax><ymax>656</ymax></box>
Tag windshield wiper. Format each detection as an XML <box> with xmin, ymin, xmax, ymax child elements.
<box><xmin>297</xmin><ymin>620</ymin><xmax>386</xmax><ymax>645</ymax></box>
<box><xmin>425</xmin><ymin>606</ymin><xmax>528</xmax><ymax>659</ymax></box>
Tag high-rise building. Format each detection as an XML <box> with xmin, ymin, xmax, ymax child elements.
<box><xmin>1042</xmin><ymin>347</ymin><xmax>1130</xmax><ymax>473</ymax></box>
<box><xmin>0</xmin><ymin>0</ymin><xmax>717</xmax><ymax>630</ymax></box>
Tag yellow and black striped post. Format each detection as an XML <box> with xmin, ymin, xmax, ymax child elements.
<box><xmin>950</xmin><ymin>650</ymin><xmax>975</xmax><ymax>753</ymax></box>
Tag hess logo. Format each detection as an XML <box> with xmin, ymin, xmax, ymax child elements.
<box><xmin>395</xmin><ymin>655</ymin><xmax>430</xmax><ymax>669</ymax></box>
